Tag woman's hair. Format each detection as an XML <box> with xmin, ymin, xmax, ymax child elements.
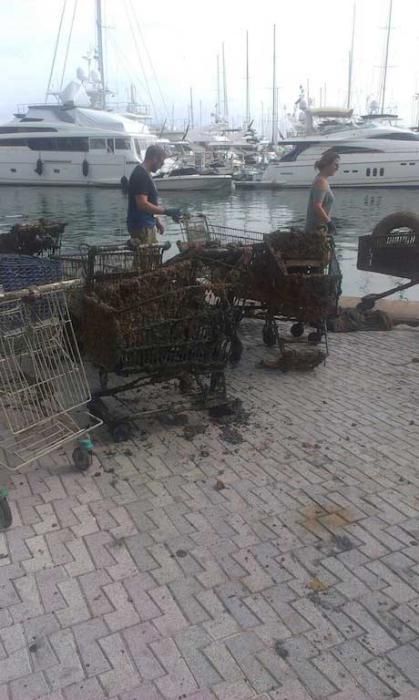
<box><xmin>314</xmin><ymin>149</ymin><xmax>340</xmax><ymax>171</ymax></box>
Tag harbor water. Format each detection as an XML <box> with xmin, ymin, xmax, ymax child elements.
<box><xmin>1</xmin><ymin>184</ymin><xmax>419</xmax><ymax>299</ymax></box>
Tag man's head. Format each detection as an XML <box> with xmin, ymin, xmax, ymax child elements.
<box><xmin>143</xmin><ymin>145</ymin><xmax>166</xmax><ymax>172</ymax></box>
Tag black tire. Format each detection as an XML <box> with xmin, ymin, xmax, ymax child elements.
<box><xmin>291</xmin><ymin>322</ymin><xmax>304</xmax><ymax>337</ymax></box>
<box><xmin>0</xmin><ymin>497</ymin><xmax>12</xmax><ymax>530</ymax></box>
<box><xmin>262</xmin><ymin>322</ymin><xmax>276</xmax><ymax>347</ymax></box>
<box><xmin>82</xmin><ymin>159</ymin><xmax>89</xmax><ymax>177</ymax></box>
<box><xmin>72</xmin><ymin>446</ymin><xmax>92</xmax><ymax>471</ymax></box>
<box><xmin>372</xmin><ymin>211</ymin><xmax>419</xmax><ymax>237</ymax></box>
<box><xmin>112</xmin><ymin>422</ymin><xmax>131</xmax><ymax>443</ymax></box>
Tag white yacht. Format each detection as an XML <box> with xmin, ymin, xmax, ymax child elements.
<box><xmin>0</xmin><ymin>101</ymin><xmax>157</xmax><ymax>187</ymax></box>
<box><xmin>262</xmin><ymin>123</ymin><xmax>419</xmax><ymax>188</ymax></box>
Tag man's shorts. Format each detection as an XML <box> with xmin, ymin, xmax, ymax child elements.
<box><xmin>128</xmin><ymin>226</ymin><xmax>157</xmax><ymax>244</ymax></box>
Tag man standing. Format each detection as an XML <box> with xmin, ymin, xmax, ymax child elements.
<box><xmin>127</xmin><ymin>144</ymin><xmax>181</xmax><ymax>244</ymax></box>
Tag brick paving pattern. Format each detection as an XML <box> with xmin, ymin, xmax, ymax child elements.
<box><xmin>1</xmin><ymin>320</ymin><xmax>419</xmax><ymax>699</ymax></box>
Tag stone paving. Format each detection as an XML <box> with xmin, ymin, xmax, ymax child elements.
<box><xmin>1</xmin><ymin>320</ymin><xmax>419</xmax><ymax>699</ymax></box>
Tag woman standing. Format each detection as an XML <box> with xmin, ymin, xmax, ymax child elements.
<box><xmin>305</xmin><ymin>150</ymin><xmax>340</xmax><ymax>234</ymax></box>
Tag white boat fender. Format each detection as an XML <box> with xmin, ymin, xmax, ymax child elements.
<box><xmin>120</xmin><ymin>176</ymin><xmax>129</xmax><ymax>194</ymax></box>
<box><xmin>82</xmin><ymin>159</ymin><xmax>89</xmax><ymax>177</ymax></box>
<box><xmin>34</xmin><ymin>159</ymin><xmax>43</xmax><ymax>176</ymax></box>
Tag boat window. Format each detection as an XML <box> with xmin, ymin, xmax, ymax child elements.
<box><xmin>332</xmin><ymin>145</ymin><xmax>383</xmax><ymax>154</ymax></box>
<box><xmin>370</xmin><ymin>132</ymin><xmax>419</xmax><ymax>140</ymax></box>
<box><xmin>366</xmin><ymin>168</ymin><xmax>371</xmax><ymax>176</ymax></box>
<box><xmin>372</xmin><ymin>168</ymin><xmax>377</xmax><ymax>176</ymax></box>
<box><xmin>107</xmin><ymin>139</ymin><xmax>114</xmax><ymax>153</ymax></box>
<box><xmin>0</xmin><ymin>138</ymin><xmax>28</xmax><ymax>147</ymax></box>
<box><xmin>0</xmin><ymin>126</ymin><xmax>57</xmax><ymax>133</ymax></box>
<box><xmin>115</xmin><ymin>138</ymin><xmax>131</xmax><ymax>150</ymax></box>
<box><xmin>90</xmin><ymin>138</ymin><xmax>107</xmax><ymax>150</ymax></box>
<box><xmin>380</xmin><ymin>167</ymin><xmax>384</xmax><ymax>176</ymax></box>
<box><xmin>279</xmin><ymin>143</ymin><xmax>311</xmax><ymax>161</ymax></box>
<box><xmin>27</xmin><ymin>137</ymin><xmax>89</xmax><ymax>151</ymax></box>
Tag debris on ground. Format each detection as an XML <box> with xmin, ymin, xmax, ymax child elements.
<box><xmin>214</xmin><ymin>479</ymin><xmax>226</xmax><ymax>491</ymax></box>
<box><xmin>306</xmin><ymin>577</ymin><xmax>329</xmax><ymax>592</ymax></box>
<box><xmin>260</xmin><ymin>345</ymin><xmax>326</xmax><ymax>371</ymax></box>
<box><xmin>274</xmin><ymin>640</ymin><xmax>289</xmax><ymax>659</ymax></box>
<box><xmin>183</xmin><ymin>424</ymin><xmax>207</xmax><ymax>441</ymax></box>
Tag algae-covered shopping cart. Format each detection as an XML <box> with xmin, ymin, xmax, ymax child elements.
<box><xmin>179</xmin><ymin>214</ymin><xmax>342</xmax><ymax>351</ymax></box>
<box><xmin>80</xmin><ymin>259</ymin><xmax>239</xmax><ymax>441</ymax></box>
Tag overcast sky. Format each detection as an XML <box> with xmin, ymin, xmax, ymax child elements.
<box><xmin>1</xmin><ymin>0</ymin><xmax>419</xmax><ymax>131</ymax></box>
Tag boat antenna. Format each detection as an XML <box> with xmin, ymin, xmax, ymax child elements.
<box><xmin>380</xmin><ymin>0</ymin><xmax>393</xmax><ymax>113</ymax></box>
<box><xmin>271</xmin><ymin>24</ymin><xmax>277</xmax><ymax>144</ymax></box>
<box><xmin>245</xmin><ymin>30</ymin><xmax>250</xmax><ymax>124</ymax></box>
<box><xmin>346</xmin><ymin>2</ymin><xmax>356</xmax><ymax>108</ymax></box>
<box><xmin>96</xmin><ymin>0</ymin><xmax>107</xmax><ymax>109</ymax></box>
<box><xmin>45</xmin><ymin>0</ymin><xmax>67</xmax><ymax>101</ymax></box>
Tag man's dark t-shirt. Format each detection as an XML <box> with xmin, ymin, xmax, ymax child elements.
<box><xmin>127</xmin><ymin>165</ymin><xmax>159</xmax><ymax>230</ymax></box>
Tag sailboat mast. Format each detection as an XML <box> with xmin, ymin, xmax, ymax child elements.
<box><xmin>380</xmin><ymin>0</ymin><xmax>393</xmax><ymax>113</ymax></box>
<box><xmin>346</xmin><ymin>2</ymin><xmax>356</xmax><ymax>108</ymax></box>
<box><xmin>96</xmin><ymin>0</ymin><xmax>106</xmax><ymax>109</ymax></box>
<box><xmin>271</xmin><ymin>24</ymin><xmax>277</xmax><ymax>144</ymax></box>
<box><xmin>190</xmin><ymin>87</ymin><xmax>194</xmax><ymax>128</ymax></box>
<box><xmin>216</xmin><ymin>54</ymin><xmax>221</xmax><ymax>119</ymax></box>
<box><xmin>222</xmin><ymin>42</ymin><xmax>229</xmax><ymax>121</ymax></box>
<box><xmin>245</xmin><ymin>31</ymin><xmax>250</xmax><ymax>124</ymax></box>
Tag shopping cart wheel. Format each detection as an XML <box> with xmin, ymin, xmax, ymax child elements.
<box><xmin>262</xmin><ymin>321</ymin><xmax>277</xmax><ymax>347</ymax></box>
<box><xmin>0</xmin><ymin>495</ymin><xmax>12</xmax><ymax>531</ymax></box>
<box><xmin>72</xmin><ymin>446</ymin><xmax>92</xmax><ymax>471</ymax></box>
<box><xmin>291</xmin><ymin>322</ymin><xmax>304</xmax><ymax>338</ymax></box>
<box><xmin>112</xmin><ymin>422</ymin><xmax>131</xmax><ymax>443</ymax></box>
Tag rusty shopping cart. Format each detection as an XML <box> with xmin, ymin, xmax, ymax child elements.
<box><xmin>55</xmin><ymin>242</ymin><xmax>170</xmax><ymax>286</ymax></box>
<box><xmin>80</xmin><ymin>259</ymin><xmax>238</xmax><ymax>441</ymax></box>
<box><xmin>179</xmin><ymin>215</ymin><xmax>342</xmax><ymax>351</ymax></box>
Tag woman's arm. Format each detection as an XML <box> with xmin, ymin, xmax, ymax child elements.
<box><xmin>312</xmin><ymin>180</ymin><xmax>331</xmax><ymax>224</ymax></box>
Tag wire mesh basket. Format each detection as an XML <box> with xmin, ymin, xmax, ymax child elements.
<box><xmin>54</xmin><ymin>243</ymin><xmax>168</xmax><ymax>285</ymax></box>
<box><xmin>0</xmin><ymin>281</ymin><xmax>101</xmax><ymax>472</ymax></box>
<box><xmin>0</xmin><ymin>254</ymin><xmax>62</xmax><ymax>291</ymax></box>
<box><xmin>180</xmin><ymin>214</ymin><xmax>263</xmax><ymax>245</ymax></box>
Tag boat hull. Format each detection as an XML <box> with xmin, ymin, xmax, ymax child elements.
<box><xmin>153</xmin><ymin>175</ymin><xmax>232</xmax><ymax>192</ymax></box>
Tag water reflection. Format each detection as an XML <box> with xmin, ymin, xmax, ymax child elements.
<box><xmin>0</xmin><ymin>184</ymin><xmax>418</xmax><ymax>299</ymax></box>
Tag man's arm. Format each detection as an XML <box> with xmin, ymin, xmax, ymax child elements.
<box><xmin>135</xmin><ymin>194</ymin><xmax>165</xmax><ymax>216</ymax></box>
